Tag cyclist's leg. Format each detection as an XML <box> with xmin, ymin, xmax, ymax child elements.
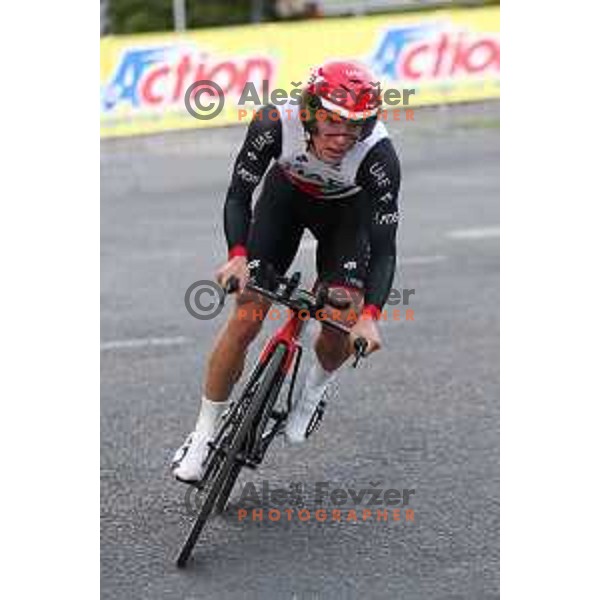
<box><xmin>314</xmin><ymin>284</ymin><xmax>364</xmax><ymax>371</ymax></box>
<box><xmin>285</xmin><ymin>194</ymin><xmax>368</xmax><ymax>443</ymax></box>
<box><xmin>203</xmin><ymin>292</ymin><xmax>272</xmax><ymax>402</ymax></box>
<box><xmin>173</xmin><ymin>288</ymin><xmax>275</xmax><ymax>481</ymax></box>
<box><xmin>312</xmin><ymin>195</ymin><xmax>369</xmax><ymax>371</ymax></box>
<box><xmin>203</xmin><ymin>165</ymin><xmax>305</xmax><ymax>402</ymax></box>
<box><xmin>174</xmin><ymin>167</ymin><xmax>304</xmax><ymax>478</ymax></box>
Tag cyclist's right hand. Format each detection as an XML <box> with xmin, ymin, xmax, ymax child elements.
<box><xmin>215</xmin><ymin>256</ymin><xmax>249</xmax><ymax>294</ymax></box>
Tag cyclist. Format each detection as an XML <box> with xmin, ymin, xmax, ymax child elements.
<box><xmin>172</xmin><ymin>61</ymin><xmax>402</xmax><ymax>482</ymax></box>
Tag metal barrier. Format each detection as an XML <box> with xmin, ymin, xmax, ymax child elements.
<box><xmin>280</xmin><ymin>0</ymin><xmax>493</xmax><ymax>18</ymax></box>
<box><xmin>102</xmin><ymin>0</ymin><xmax>497</xmax><ymax>35</ymax></box>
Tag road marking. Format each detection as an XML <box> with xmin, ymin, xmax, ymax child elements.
<box><xmin>402</xmin><ymin>255</ymin><xmax>447</xmax><ymax>265</ymax></box>
<box><xmin>100</xmin><ymin>252</ymin><xmax>446</xmax><ymax>352</ymax></box>
<box><xmin>446</xmin><ymin>226</ymin><xmax>500</xmax><ymax>240</ymax></box>
<box><xmin>100</xmin><ymin>336</ymin><xmax>191</xmax><ymax>352</ymax></box>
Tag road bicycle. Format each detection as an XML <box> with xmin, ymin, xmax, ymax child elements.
<box><xmin>176</xmin><ymin>271</ymin><xmax>368</xmax><ymax>567</ymax></box>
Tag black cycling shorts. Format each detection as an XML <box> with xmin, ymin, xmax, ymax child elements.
<box><xmin>246</xmin><ymin>164</ymin><xmax>371</xmax><ymax>291</ymax></box>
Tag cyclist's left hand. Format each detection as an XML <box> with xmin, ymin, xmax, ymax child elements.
<box><xmin>349</xmin><ymin>316</ymin><xmax>382</xmax><ymax>356</ymax></box>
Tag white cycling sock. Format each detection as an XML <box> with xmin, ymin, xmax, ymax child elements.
<box><xmin>195</xmin><ymin>396</ymin><xmax>229</xmax><ymax>437</ymax></box>
<box><xmin>305</xmin><ymin>360</ymin><xmax>336</xmax><ymax>396</ymax></box>
<box><xmin>286</xmin><ymin>359</ymin><xmax>337</xmax><ymax>444</ymax></box>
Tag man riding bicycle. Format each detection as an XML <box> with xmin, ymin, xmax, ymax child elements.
<box><xmin>172</xmin><ymin>61</ymin><xmax>402</xmax><ymax>483</ymax></box>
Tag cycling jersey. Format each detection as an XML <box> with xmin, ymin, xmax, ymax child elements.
<box><xmin>276</xmin><ymin>100</ymin><xmax>389</xmax><ymax>199</ymax></box>
<box><xmin>245</xmin><ymin>164</ymin><xmax>371</xmax><ymax>297</ymax></box>
<box><xmin>224</xmin><ymin>105</ymin><xmax>402</xmax><ymax>316</ymax></box>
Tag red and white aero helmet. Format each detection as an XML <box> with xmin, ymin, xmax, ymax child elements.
<box><xmin>302</xmin><ymin>60</ymin><xmax>382</xmax><ymax>138</ymax></box>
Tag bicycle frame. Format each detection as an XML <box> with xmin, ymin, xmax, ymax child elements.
<box><xmin>259</xmin><ymin>309</ymin><xmax>306</xmax><ymax>373</ymax></box>
<box><xmin>249</xmin><ymin>311</ymin><xmax>307</xmax><ymax>454</ymax></box>
<box><xmin>176</xmin><ymin>273</ymin><xmax>368</xmax><ymax>566</ymax></box>
<box><xmin>203</xmin><ymin>274</ymin><xmax>367</xmax><ymax>478</ymax></box>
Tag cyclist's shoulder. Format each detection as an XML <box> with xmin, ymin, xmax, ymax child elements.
<box><xmin>356</xmin><ymin>136</ymin><xmax>401</xmax><ymax>189</ymax></box>
<box><xmin>364</xmin><ymin>134</ymin><xmax>399</xmax><ymax>162</ymax></box>
<box><xmin>245</xmin><ymin>104</ymin><xmax>282</xmax><ymax>153</ymax></box>
<box><xmin>248</xmin><ymin>104</ymin><xmax>281</xmax><ymax>129</ymax></box>
<box><xmin>361</xmin><ymin>133</ymin><xmax>400</xmax><ymax>167</ymax></box>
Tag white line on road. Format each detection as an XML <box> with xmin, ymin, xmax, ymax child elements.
<box><xmin>402</xmin><ymin>255</ymin><xmax>447</xmax><ymax>265</ymax></box>
<box><xmin>100</xmin><ymin>336</ymin><xmax>192</xmax><ymax>352</ymax></box>
<box><xmin>100</xmin><ymin>254</ymin><xmax>447</xmax><ymax>352</ymax></box>
<box><xmin>446</xmin><ymin>226</ymin><xmax>500</xmax><ymax>240</ymax></box>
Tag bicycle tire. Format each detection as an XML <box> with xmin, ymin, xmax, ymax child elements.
<box><xmin>215</xmin><ymin>351</ymin><xmax>287</xmax><ymax>515</ymax></box>
<box><xmin>213</xmin><ymin>462</ymin><xmax>242</xmax><ymax>515</ymax></box>
<box><xmin>176</xmin><ymin>344</ymin><xmax>288</xmax><ymax>567</ymax></box>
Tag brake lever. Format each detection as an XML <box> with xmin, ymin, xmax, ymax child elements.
<box><xmin>352</xmin><ymin>337</ymin><xmax>369</xmax><ymax>368</ymax></box>
<box><xmin>283</xmin><ymin>271</ymin><xmax>301</xmax><ymax>298</ymax></box>
<box><xmin>313</xmin><ymin>282</ymin><xmax>329</xmax><ymax>310</ymax></box>
<box><xmin>221</xmin><ymin>276</ymin><xmax>239</xmax><ymax>306</ymax></box>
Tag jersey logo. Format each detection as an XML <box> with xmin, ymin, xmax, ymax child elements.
<box><xmin>369</xmin><ymin>162</ymin><xmax>392</xmax><ymax>188</ymax></box>
<box><xmin>251</xmin><ymin>131</ymin><xmax>276</xmax><ymax>152</ymax></box>
<box><xmin>236</xmin><ymin>165</ymin><xmax>260</xmax><ymax>184</ymax></box>
<box><xmin>376</xmin><ymin>211</ymin><xmax>400</xmax><ymax>225</ymax></box>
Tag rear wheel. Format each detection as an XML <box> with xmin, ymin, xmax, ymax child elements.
<box><xmin>176</xmin><ymin>344</ymin><xmax>288</xmax><ymax>567</ymax></box>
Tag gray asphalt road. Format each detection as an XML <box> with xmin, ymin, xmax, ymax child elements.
<box><xmin>101</xmin><ymin>102</ymin><xmax>499</xmax><ymax>599</ymax></box>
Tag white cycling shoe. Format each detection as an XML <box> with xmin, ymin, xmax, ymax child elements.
<box><xmin>172</xmin><ymin>397</ymin><xmax>230</xmax><ymax>483</ymax></box>
<box><xmin>171</xmin><ymin>430</ymin><xmax>212</xmax><ymax>483</ymax></box>
<box><xmin>285</xmin><ymin>369</ymin><xmax>336</xmax><ymax>444</ymax></box>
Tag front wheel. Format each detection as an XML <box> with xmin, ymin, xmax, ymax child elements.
<box><xmin>176</xmin><ymin>344</ymin><xmax>288</xmax><ymax>567</ymax></box>
<box><xmin>214</xmin><ymin>462</ymin><xmax>242</xmax><ymax>515</ymax></box>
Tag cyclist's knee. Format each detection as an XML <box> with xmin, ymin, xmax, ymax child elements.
<box><xmin>317</xmin><ymin>287</ymin><xmax>364</xmax><ymax>350</ymax></box>
<box><xmin>324</xmin><ymin>286</ymin><xmax>364</xmax><ymax>327</ymax></box>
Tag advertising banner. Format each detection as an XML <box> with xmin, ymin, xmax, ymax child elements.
<box><xmin>100</xmin><ymin>6</ymin><xmax>499</xmax><ymax>138</ymax></box>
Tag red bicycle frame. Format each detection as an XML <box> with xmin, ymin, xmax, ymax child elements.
<box><xmin>258</xmin><ymin>311</ymin><xmax>307</xmax><ymax>375</ymax></box>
